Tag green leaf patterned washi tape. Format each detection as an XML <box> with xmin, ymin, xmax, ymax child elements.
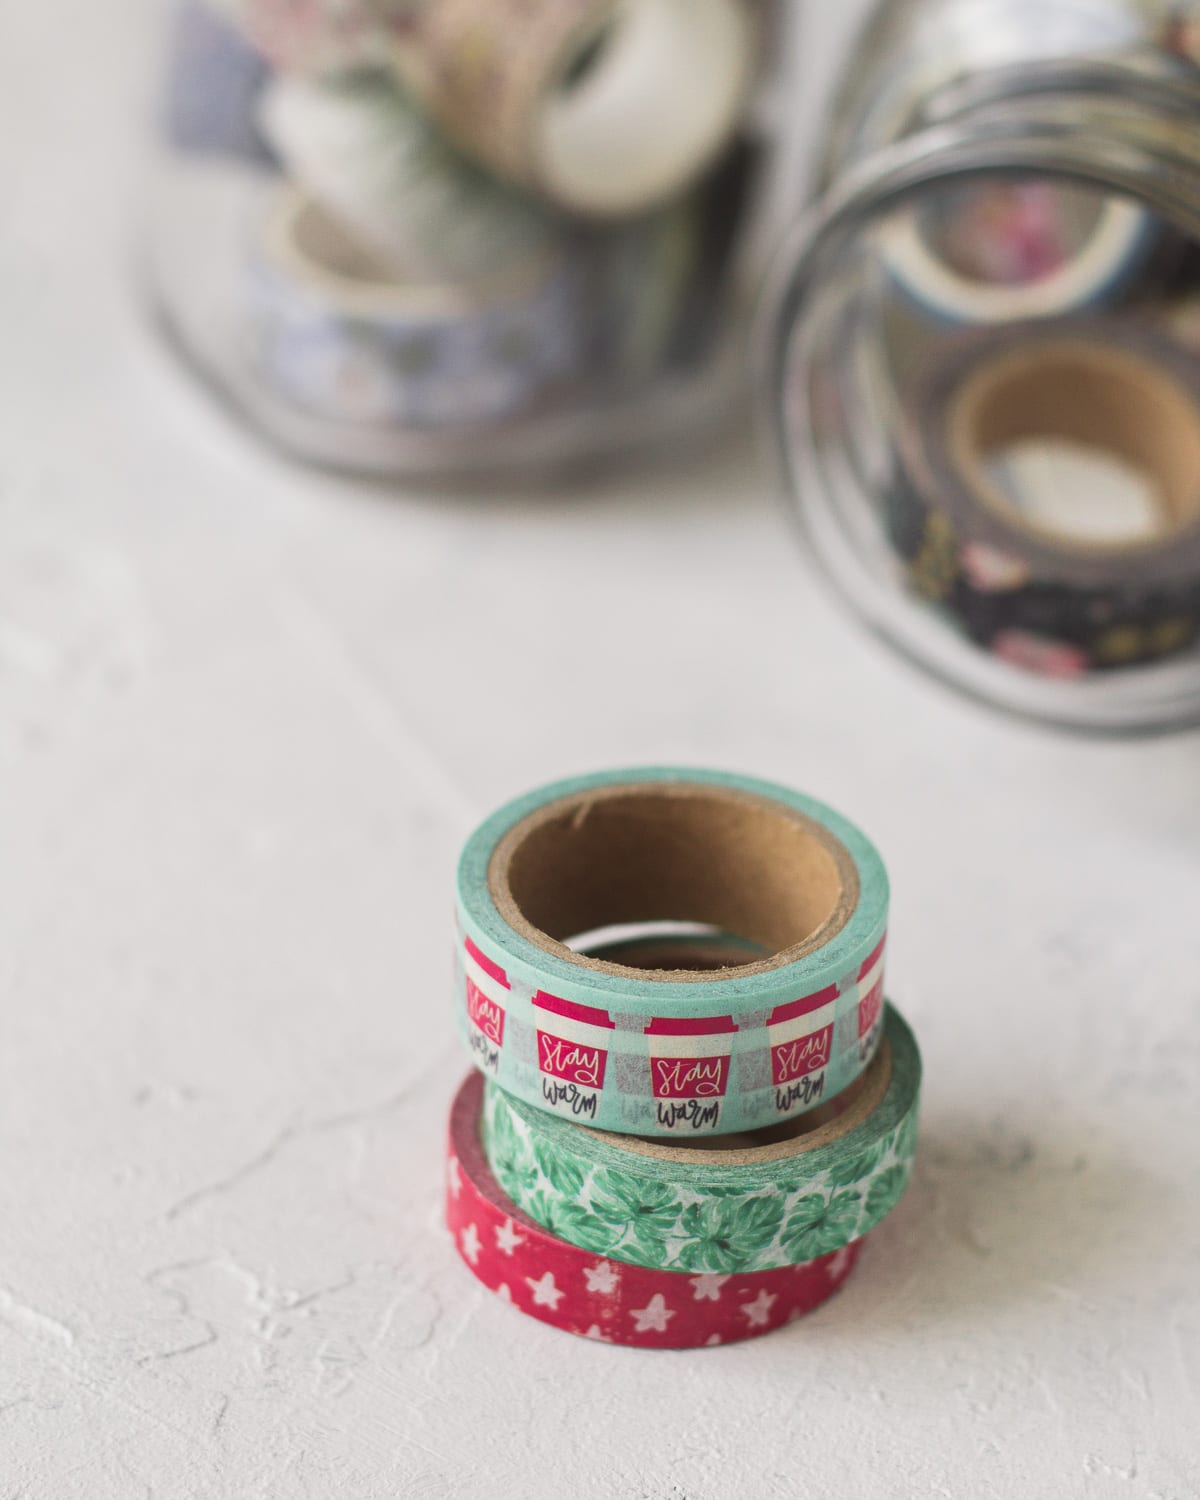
<box><xmin>455</xmin><ymin>768</ymin><xmax>890</xmax><ymax>1136</ymax></box>
<box><xmin>482</xmin><ymin>1002</ymin><xmax>921</xmax><ymax>1275</ymax></box>
<box><xmin>477</xmin><ymin>1002</ymin><xmax>918</xmax><ymax>1272</ymax></box>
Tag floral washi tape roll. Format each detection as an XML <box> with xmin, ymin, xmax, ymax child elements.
<box><xmin>456</xmin><ymin>768</ymin><xmax>889</xmax><ymax>1137</ymax></box>
<box><xmin>890</xmin><ymin>320</ymin><xmax>1200</xmax><ymax>676</ymax></box>
<box><xmin>879</xmin><ymin>181</ymin><xmax>1153</xmax><ymax>328</ymax></box>
<box><xmin>244</xmin><ymin>190</ymin><xmax>586</xmax><ymax>430</ymax></box>
<box><xmin>208</xmin><ymin>0</ymin><xmax>396</xmax><ymax>73</ymax></box>
<box><xmin>481</xmin><ymin>1002</ymin><xmax>919</xmax><ymax>1276</ymax></box>
<box><xmin>386</xmin><ymin>0</ymin><xmax>758</xmax><ymax>218</ymax></box>
<box><xmin>258</xmin><ymin>74</ymin><xmax>560</xmax><ymax>284</ymax></box>
<box><xmin>447</xmin><ymin>1072</ymin><xmax>866</xmax><ymax>1347</ymax></box>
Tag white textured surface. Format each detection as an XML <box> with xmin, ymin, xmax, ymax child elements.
<box><xmin>2</xmin><ymin>3</ymin><xmax>1200</xmax><ymax>1497</ymax></box>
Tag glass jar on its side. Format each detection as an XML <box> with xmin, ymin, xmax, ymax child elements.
<box><xmin>764</xmin><ymin>0</ymin><xmax>1200</xmax><ymax>732</ymax></box>
<box><xmin>148</xmin><ymin>0</ymin><xmax>790</xmax><ymax>480</ymax></box>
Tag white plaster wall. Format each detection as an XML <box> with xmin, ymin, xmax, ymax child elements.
<box><xmin>0</xmin><ymin>1</ymin><xmax>1197</xmax><ymax>1496</ymax></box>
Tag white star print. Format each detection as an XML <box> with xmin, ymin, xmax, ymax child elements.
<box><xmin>705</xmin><ymin>1333</ymin><xmax>722</xmax><ymax>1346</ymax></box>
<box><xmin>584</xmin><ymin>1324</ymin><xmax>613</xmax><ymax>1342</ymax></box>
<box><xmin>629</xmin><ymin>1294</ymin><xmax>674</xmax><ymax>1334</ymax></box>
<box><xmin>525</xmin><ymin>1271</ymin><xmax>565</xmax><ymax>1309</ymax></box>
<box><xmin>740</xmin><ymin>1289</ymin><xmax>777</xmax><ymax>1328</ymax></box>
<box><xmin>825</xmin><ymin>1245</ymin><xmax>853</xmax><ymax>1281</ymax></box>
<box><xmin>447</xmin><ymin>1156</ymin><xmax>461</xmax><ymax>1199</ymax></box>
<box><xmin>496</xmin><ymin>1283</ymin><xmax>512</xmax><ymax>1303</ymax></box>
<box><xmin>494</xmin><ymin>1218</ymin><xmax>525</xmax><ymax>1257</ymax></box>
<box><xmin>689</xmin><ymin>1273</ymin><xmax>731</xmax><ymax>1303</ymax></box>
<box><xmin>583</xmin><ymin>1262</ymin><xmax>620</xmax><ymax>1295</ymax></box>
<box><xmin>460</xmin><ymin>1222</ymin><xmax>481</xmax><ymax>1266</ymax></box>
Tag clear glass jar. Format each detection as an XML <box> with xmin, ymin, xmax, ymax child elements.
<box><xmin>147</xmin><ymin>0</ymin><xmax>789</xmax><ymax>479</ymax></box>
<box><xmin>764</xmin><ymin>0</ymin><xmax>1200</xmax><ymax>733</ymax></box>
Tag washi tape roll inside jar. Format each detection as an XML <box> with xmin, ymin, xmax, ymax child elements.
<box><xmin>447</xmin><ymin>1071</ymin><xmax>866</xmax><ymax>1346</ymax></box>
<box><xmin>208</xmin><ymin>0</ymin><xmax>395</xmax><ymax>73</ymax></box>
<box><xmin>455</xmin><ymin>768</ymin><xmax>889</xmax><ymax>1137</ymax></box>
<box><xmin>482</xmin><ymin>1002</ymin><xmax>919</xmax><ymax>1275</ymax></box>
<box><xmin>879</xmin><ymin>180</ymin><xmax>1152</xmax><ymax>326</ymax></box>
<box><xmin>890</xmin><ymin>321</ymin><xmax>1200</xmax><ymax>675</ymax></box>
<box><xmin>244</xmin><ymin>191</ymin><xmax>586</xmax><ymax>429</ymax></box>
<box><xmin>387</xmin><ymin>0</ymin><xmax>758</xmax><ymax>217</ymax></box>
<box><xmin>258</xmin><ymin>74</ymin><xmax>560</xmax><ymax>283</ymax></box>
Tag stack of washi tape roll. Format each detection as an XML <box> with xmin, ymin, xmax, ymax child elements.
<box><xmin>447</xmin><ymin>769</ymin><xmax>922</xmax><ymax>1348</ymax></box>
<box><xmin>155</xmin><ymin>0</ymin><xmax>774</xmax><ymax>467</ymax></box>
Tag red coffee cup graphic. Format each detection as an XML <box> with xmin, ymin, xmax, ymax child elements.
<box><xmin>463</xmin><ymin>935</ymin><xmax>508</xmax><ymax>1075</ymax></box>
<box><xmin>644</xmin><ymin>1015</ymin><xmax>738</xmax><ymax>1133</ymax></box>
<box><xmin>767</xmin><ymin>982</ymin><xmax>839</xmax><ymax>1116</ymax></box>
<box><xmin>532</xmin><ymin>992</ymin><xmax>616</xmax><ymax>1121</ymax></box>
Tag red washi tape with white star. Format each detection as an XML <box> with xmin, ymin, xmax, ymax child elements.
<box><xmin>446</xmin><ymin>1072</ymin><xmax>864</xmax><ymax>1348</ymax></box>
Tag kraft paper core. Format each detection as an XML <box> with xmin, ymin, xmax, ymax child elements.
<box><xmin>951</xmin><ymin>340</ymin><xmax>1200</xmax><ymax>549</ymax></box>
<box><xmin>268</xmin><ymin>191</ymin><xmax>558</xmax><ymax>316</ymax></box>
<box><xmin>490</xmin><ymin>779</ymin><xmax>858</xmax><ymax>980</ymax></box>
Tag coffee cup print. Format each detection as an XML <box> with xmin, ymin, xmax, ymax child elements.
<box><xmin>462</xmin><ymin>935</ymin><xmax>508</xmax><ymax>1076</ymax></box>
<box><xmin>644</xmin><ymin>1015</ymin><xmax>738</xmax><ymax>1133</ymax></box>
<box><xmin>532</xmin><ymin>993</ymin><xmax>616</xmax><ymax>1122</ymax></box>
<box><xmin>766</xmin><ymin>983</ymin><xmax>839</xmax><ymax>1118</ymax></box>
<box><xmin>856</xmin><ymin>934</ymin><xmax>887</xmax><ymax>1066</ymax></box>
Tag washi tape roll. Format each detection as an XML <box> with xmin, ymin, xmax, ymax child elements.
<box><xmin>890</xmin><ymin>321</ymin><xmax>1200</xmax><ymax>675</ymax></box>
<box><xmin>387</xmin><ymin>0</ymin><xmax>758</xmax><ymax>217</ymax></box>
<box><xmin>243</xmin><ymin>191</ymin><xmax>586</xmax><ymax>429</ymax></box>
<box><xmin>209</xmin><ymin>0</ymin><xmax>394</xmax><ymax>73</ymax></box>
<box><xmin>456</xmin><ymin>768</ymin><xmax>889</xmax><ymax>1137</ymax></box>
<box><xmin>481</xmin><ymin>1002</ymin><xmax>918</xmax><ymax>1276</ymax></box>
<box><xmin>258</xmin><ymin>75</ymin><xmax>559</xmax><ymax>283</ymax></box>
<box><xmin>162</xmin><ymin>1</ymin><xmax>275</xmax><ymax>167</ymax></box>
<box><xmin>880</xmin><ymin>180</ymin><xmax>1153</xmax><ymax>326</ymax></box>
<box><xmin>447</xmin><ymin>1071</ymin><xmax>865</xmax><ymax>1346</ymax></box>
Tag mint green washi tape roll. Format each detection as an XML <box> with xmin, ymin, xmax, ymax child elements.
<box><xmin>455</xmin><ymin>768</ymin><xmax>890</xmax><ymax>1137</ymax></box>
<box><xmin>483</xmin><ymin>1002</ymin><xmax>920</xmax><ymax>1274</ymax></box>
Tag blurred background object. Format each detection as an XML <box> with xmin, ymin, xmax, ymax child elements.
<box><xmin>764</xmin><ymin>0</ymin><xmax>1200</xmax><ymax>733</ymax></box>
<box><xmin>148</xmin><ymin>0</ymin><xmax>784</xmax><ymax>478</ymax></box>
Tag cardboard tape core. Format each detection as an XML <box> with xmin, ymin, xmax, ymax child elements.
<box><xmin>490</xmin><ymin>781</ymin><xmax>857</xmax><ymax>973</ymax></box>
<box><xmin>951</xmin><ymin>341</ymin><xmax>1200</xmax><ymax>548</ymax></box>
<box><xmin>270</xmin><ymin>192</ymin><xmax>552</xmax><ymax>315</ymax></box>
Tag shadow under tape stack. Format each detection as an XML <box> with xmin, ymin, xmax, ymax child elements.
<box><xmin>446</xmin><ymin>769</ymin><xmax>922</xmax><ymax>1348</ymax></box>
<box><xmin>151</xmin><ymin>0</ymin><xmax>779</xmax><ymax>476</ymax></box>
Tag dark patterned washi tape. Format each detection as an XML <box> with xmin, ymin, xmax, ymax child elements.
<box><xmin>890</xmin><ymin>320</ymin><xmax>1200</xmax><ymax>676</ymax></box>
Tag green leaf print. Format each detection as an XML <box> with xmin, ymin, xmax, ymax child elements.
<box><xmin>894</xmin><ymin>1109</ymin><xmax>920</xmax><ymax>1165</ymax></box>
<box><xmin>531</xmin><ymin>1138</ymin><xmax>589</xmax><ymax>1201</ymax></box>
<box><xmin>522</xmin><ymin>1189</ymin><xmax>611</xmax><ymax>1254</ymax></box>
<box><xmin>825</xmin><ymin>1138</ymin><xmax>889</xmax><ymax>1189</ymax></box>
<box><xmin>779</xmin><ymin>1188</ymin><xmax>864</xmax><ymax>1262</ymax></box>
<box><xmin>585</xmin><ymin>1172</ymin><xmax>683</xmax><ymax>1246</ymax></box>
<box><xmin>863</xmin><ymin>1163</ymin><xmax>910</xmax><ymax>1223</ymax></box>
<box><xmin>484</xmin><ymin>1101</ymin><xmax>540</xmax><ymax>1195</ymax></box>
<box><xmin>672</xmin><ymin>1193</ymin><xmax>786</xmax><ymax>1272</ymax></box>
